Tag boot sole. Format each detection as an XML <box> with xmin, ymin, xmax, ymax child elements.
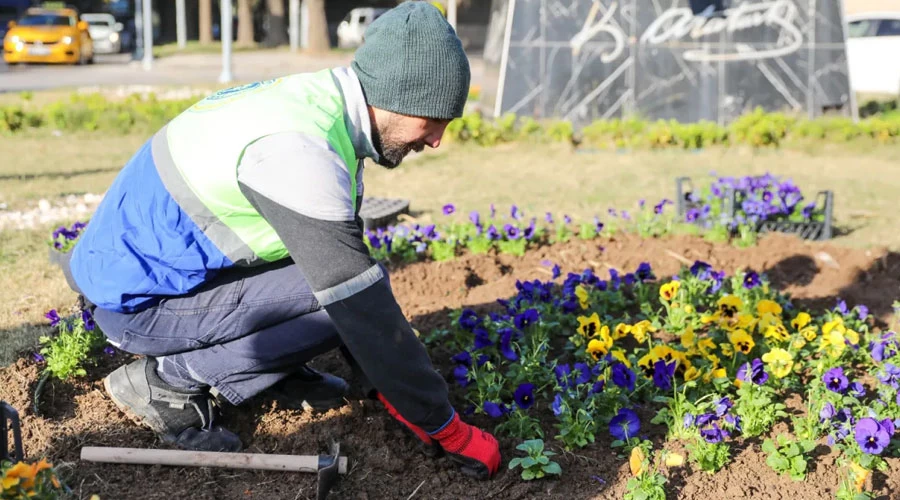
<box><xmin>104</xmin><ymin>370</ymin><xmax>168</xmax><ymax>436</ymax></box>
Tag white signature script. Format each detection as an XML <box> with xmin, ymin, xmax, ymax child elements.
<box><xmin>570</xmin><ymin>0</ymin><xmax>804</xmax><ymax>63</ymax></box>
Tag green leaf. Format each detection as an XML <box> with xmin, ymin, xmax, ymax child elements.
<box><xmin>767</xmin><ymin>454</ymin><xmax>789</xmax><ymax>472</ymax></box>
<box><xmin>509</xmin><ymin>458</ymin><xmax>523</xmax><ymax>469</ymax></box>
<box><xmin>537</xmin><ymin>456</ymin><xmax>550</xmax><ymax>465</ymax></box>
<box><xmin>790</xmin><ymin>455</ymin><xmax>806</xmax><ymax>473</ymax></box>
<box><xmin>800</xmin><ymin>440</ymin><xmax>816</xmax><ymax>453</ymax></box>
<box><xmin>521</xmin><ymin>457</ymin><xmax>537</xmax><ymax>469</ymax></box>
<box><xmin>784</xmin><ymin>444</ymin><xmax>801</xmax><ymax>458</ymax></box>
<box><xmin>761</xmin><ymin>439</ymin><xmax>777</xmax><ymax>454</ymax></box>
<box><xmin>651</xmin><ymin>395</ymin><xmax>670</xmax><ymax>404</ymax></box>
<box><xmin>542</xmin><ymin>461</ymin><xmax>562</xmax><ymax>475</ymax></box>
<box><xmin>522</xmin><ymin>468</ymin><xmax>536</xmax><ymax>481</ymax></box>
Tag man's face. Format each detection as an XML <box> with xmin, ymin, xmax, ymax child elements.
<box><xmin>371</xmin><ymin>110</ymin><xmax>450</xmax><ymax>169</ymax></box>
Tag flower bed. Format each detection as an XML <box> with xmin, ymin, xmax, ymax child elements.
<box><xmin>422</xmin><ymin>259</ymin><xmax>893</xmax><ymax>498</ymax></box>
<box><xmin>676</xmin><ymin>174</ymin><xmax>834</xmax><ymax>243</ymax></box>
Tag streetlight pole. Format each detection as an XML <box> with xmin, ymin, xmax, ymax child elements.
<box><xmin>218</xmin><ymin>0</ymin><xmax>233</xmax><ymax>83</ymax></box>
<box><xmin>176</xmin><ymin>0</ymin><xmax>186</xmax><ymax>49</ymax></box>
<box><xmin>141</xmin><ymin>0</ymin><xmax>153</xmax><ymax>70</ymax></box>
<box><xmin>300</xmin><ymin>0</ymin><xmax>308</xmax><ymax>49</ymax></box>
<box><xmin>289</xmin><ymin>0</ymin><xmax>299</xmax><ymax>52</ymax></box>
<box><xmin>447</xmin><ymin>0</ymin><xmax>457</xmax><ymax>31</ymax></box>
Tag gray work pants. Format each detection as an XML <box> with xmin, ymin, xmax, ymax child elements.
<box><xmin>90</xmin><ymin>259</ymin><xmax>343</xmax><ymax>405</ymax></box>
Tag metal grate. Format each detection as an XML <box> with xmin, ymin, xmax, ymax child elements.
<box><xmin>359</xmin><ymin>197</ymin><xmax>410</xmax><ymax>231</ymax></box>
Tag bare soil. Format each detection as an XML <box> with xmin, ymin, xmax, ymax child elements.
<box><xmin>2</xmin><ymin>233</ymin><xmax>899</xmax><ymax>499</ymax></box>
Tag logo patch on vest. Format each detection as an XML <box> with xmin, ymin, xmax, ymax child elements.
<box><xmin>189</xmin><ymin>78</ymin><xmax>284</xmax><ymax>112</ymax></box>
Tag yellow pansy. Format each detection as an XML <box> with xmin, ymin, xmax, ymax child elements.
<box><xmin>631</xmin><ymin>320</ymin><xmax>657</xmax><ymax>343</ymax></box>
<box><xmin>717</xmin><ymin>295</ymin><xmax>744</xmax><ymax>318</ymax></box>
<box><xmin>575</xmin><ymin>284</ymin><xmax>590</xmax><ymax>310</ymax></box>
<box><xmin>650</xmin><ymin>345</ymin><xmax>676</xmax><ymax>362</ymax></box>
<box><xmin>720</xmin><ymin>343</ymin><xmax>734</xmax><ymax>358</ymax></box>
<box><xmin>819</xmin><ymin>329</ymin><xmax>846</xmax><ymax>358</ymax></box>
<box><xmin>729</xmin><ymin>329</ymin><xmax>755</xmax><ymax>355</ymax></box>
<box><xmin>2</xmin><ymin>476</ymin><xmax>20</xmax><ymax>490</ymax></box>
<box><xmin>609</xmin><ymin>349</ymin><xmax>632</xmax><ymax>368</ymax></box>
<box><xmin>587</xmin><ymin>328</ymin><xmax>613</xmax><ymax>360</ymax></box>
<box><xmin>764</xmin><ymin>323</ymin><xmax>790</xmax><ymax>343</ymax></box>
<box><xmin>613</xmin><ymin>323</ymin><xmax>632</xmax><ymax>340</ymax></box>
<box><xmin>761</xmin><ymin>348</ymin><xmax>793</xmax><ymax>378</ymax></box>
<box><xmin>703</xmin><ymin>367</ymin><xmax>727</xmax><ymax>383</ymax></box>
<box><xmin>823</xmin><ymin>317</ymin><xmax>845</xmax><ymax>336</ymax></box>
<box><xmin>577</xmin><ymin>313</ymin><xmax>602</xmax><ymax>338</ymax></box>
<box><xmin>756</xmin><ymin>312</ymin><xmax>781</xmax><ymax>335</ymax></box>
<box><xmin>660</xmin><ymin>281</ymin><xmax>681</xmax><ymax>301</ymax></box>
<box><xmin>756</xmin><ymin>299</ymin><xmax>783</xmax><ymax>317</ymax></box>
<box><xmin>4</xmin><ymin>462</ymin><xmax>36</xmax><ymax>481</ymax></box>
<box><xmin>706</xmin><ymin>353</ymin><xmax>721</xmax><ymax>367</ymax></box>
<box><xmin>791</xmin><ymin>312</ymin><xmax>812</xmax><ymax>330</ymax></box>
<box><xmin>701</xmin><ymin>314</ymin><xmax>717</xmax><ymax>324</ymax></box>
<box><xmin>801</xmin><ymin>327</ymin><xmax>818</xmax><ymax>341</ymax></box>
<box><xmin>637</xmin><ymin>353</ymin><xmax>657</xmax><ymax>378</ymax></box>
<box><xmin>792</xmin><ymin>338</ymin><xmax>807</xmax><ymax>350</ymax></box>
<box><xmin>630</xmin><ymin>446</ymin><xmax>645</xmax><ymax>476</ymax></box>
<box><xmin>684</xmin><ymin>365</ymin><xmax>701</xmax><ymax>381</ymax></box>
<box><xmin>681</xmin><ymin>327</ymin><xmax>696</xmax><ymax>349</ymax></box>
<box><xmin>698</xmin><ymin>338</ymin><xmax>717</xmax><ymax>355</ymax></box>
<box><xmin>850</xmin><ymin>462</ymin><xmax>869</xmax><ymax>493</ymax></box>
<box><xmin>684</xmin><ymin>304</ymin><xmax>694</xmax><ymax>314</ymax></box>
<box><xmin>844</xmin><ymin>329</ymin><xmax>860</xmax><ymax>346</ymax></box>
<box><xmin>734</xmin><ymin>313</ymin><xmax>758</xmax><ymax>331</ymax></box>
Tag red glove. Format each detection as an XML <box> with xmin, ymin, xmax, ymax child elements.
<box><xmin>430</xmin><ymin>412</ymin><xmax>501</xmax><ymax>480</ymax></box>
<box><xmin>377</xmin><ymin>392</ymin><xmax>441</xmax><ymax>458</ymax></box>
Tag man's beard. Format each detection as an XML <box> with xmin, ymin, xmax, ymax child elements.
<box><xmin>372</xmin><ymin>124</ymin><xmax>425</xmax><ymax>169</ymax></box>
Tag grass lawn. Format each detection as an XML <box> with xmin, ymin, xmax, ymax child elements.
<box><xmin>1</xmin><ymin>128</ymin><xmax>899</xmax><ymax>366</ymax></box>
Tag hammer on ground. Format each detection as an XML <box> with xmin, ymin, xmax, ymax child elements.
<box><xmin>81</xmin><ymin>441</ymin><xmax>347</xmax><ymax>499</ymax></box>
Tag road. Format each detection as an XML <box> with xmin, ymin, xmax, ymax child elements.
<box><xmin>0</xmin><ymin>50</ymin><xmax>360</xmax><ymax>93</ymax></box>
<box><xmin>0</xmin><ymin>50</ymin><xmax>490</xmax><ymax>95</ymax></box>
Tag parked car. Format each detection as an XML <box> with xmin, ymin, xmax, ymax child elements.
<box><xmin>336</xmin><ymin>7</ymin><xmax>389</xmax><ymax>48</ymax></box>
<box><xmin>846</xmin><ymin>12</ymin><xmax>900</xmax><ymax>96</ymax></box>
<box><xmin>81</xmin><ymin>12</ymin><xmax>123</xmax><ymax>54</ymax></box>
<box><xmin>3</xmin><ymin>7</ymin><xmax>94</xmax><ymax>65</ymax></box>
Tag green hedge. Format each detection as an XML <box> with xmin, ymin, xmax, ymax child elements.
<box><xmin>1</xmin><ymin>93</ymin><xmax>196</xmax><ymax>135</ymax></box>
<box><xmin>3</xmin><ymin>91</ymin><xmax>899</xmax><ymax>149</ymax></box>
<box><xmin>447</xmin><ymin>107</ymin><xmax>900</xmax><ymax>148</ymax></box>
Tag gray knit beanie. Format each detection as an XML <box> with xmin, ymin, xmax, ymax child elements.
<box><xmin>351</xmin><ymin>1</ymin><xmax>471</xmax><ymax>120</ymax></box>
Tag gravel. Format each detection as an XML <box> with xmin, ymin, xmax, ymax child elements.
<box><xmin>0</xmin><ymin>193</ymin><xmax>103</xmax><ymax>230</ymax></box>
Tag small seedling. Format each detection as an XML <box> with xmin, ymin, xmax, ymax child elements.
<box><xmin>624</xmin><ymin>442</ymin><xmax>669</xmax><ymax>500</ymax></box>
<box><xmin>508</xmin><ymin>439</ymin><xmax>562</xmax><ymax>480</ymax></box>
<box><xmin>762</xmin><ymin>435</ymin><xmax>816</xmax><ymax>481</ymax></box>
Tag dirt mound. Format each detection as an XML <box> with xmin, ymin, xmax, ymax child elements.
<box><xmin>1</xmin><ymin>233</ymin><xmax>898</xmax><ymax>499</ymax></box>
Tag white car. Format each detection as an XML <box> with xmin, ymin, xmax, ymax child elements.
<box><xmin>81</xmin><ymin>13</ymin><xmax>123</xmax><ymax>54</ymax></box>
<box><xmin>337</xmin><ymin>8</ymin><xmax>389</xmax><ymax>49</ymax></box>
<box><xmin>846</xmin><ymin>12</ymin><xmax>900</xmax><ymax>95</ymax></box>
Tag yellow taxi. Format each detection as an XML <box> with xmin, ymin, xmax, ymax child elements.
<box><xmin>3</xmin><ymin>7</ymin><xmax>94</xmax><ymax>65</ymax></box>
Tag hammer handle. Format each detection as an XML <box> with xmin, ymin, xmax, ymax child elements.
<box><xmin>81</xmin><ymin>447</ymin><xmax>348</xmax><ymax>475</ymax></box>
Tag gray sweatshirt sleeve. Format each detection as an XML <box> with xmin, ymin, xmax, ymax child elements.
<box><xmin>236</xmin><ymin>132</ymin><xmax>454</xmax><ymax>431</ymax></box>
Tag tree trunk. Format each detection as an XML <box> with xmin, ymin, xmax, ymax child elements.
<box><xmin>237</xmin><ymin>0</ymin><xmax>255</xmax><ymax>46</ymax></box>
<box><xmin>199</xmin><ymin>0</ymin><xmax>212</xmax><ymax>44</ymax></box>
<box><xmin>265</xmin><ymin>0</ymin><xmax>287</xmax><ymax>47</ymax></box>
<box><xmin>306</xmin><ymin>0</ymin><xmax>329</xmax><ymax>53</ymax></box>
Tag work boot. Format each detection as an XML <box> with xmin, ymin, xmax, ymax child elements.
<box><xmin>104</xmin><ymin>357</ymin><xmax>242</xmax><ymax>452</ymax></box>
<box><xmin>268</xmin><ymin>365</ymin><xmax>349</xmax><ymax>411</ymax></box>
